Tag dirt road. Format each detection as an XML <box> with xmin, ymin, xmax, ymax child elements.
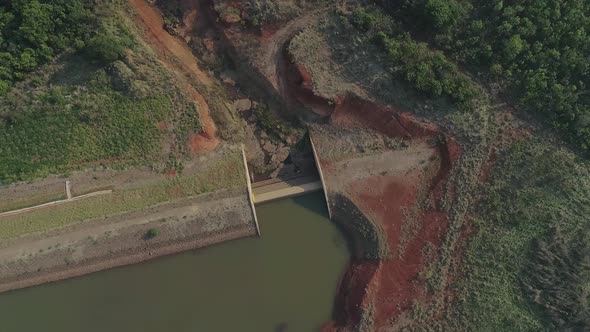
<box><xmin>128</xmin><ymin>0</ymin><xmax>219</xmax><ymax>151</ymax></box>
<box><xmin>258</xmin><ymin>8</ymin><xmax>326</xmax><ymax>96</ymax></box>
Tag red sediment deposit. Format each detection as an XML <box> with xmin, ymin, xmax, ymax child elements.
<box><xmin>190</xmin><ymin>131</ymin><xmax>219</xmax><ymax>154</ymax></box>
<box><xmin>317</xmin><ymin>95</ymin><xmax>462</xmax><ymax>330</ymax></box>
<box><xmin>330</xmin><ymin>95</ymin><xmax>439</xmax><ymax>139</ymax></box>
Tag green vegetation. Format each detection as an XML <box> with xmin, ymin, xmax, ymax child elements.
<box><xmin>381</xmin><ymin>0</ymin><xmax>590</xmax><ymax>150</ymax></box>
<box><xmin>349</xmin><ymin>7</ymin><xmax>480</xmax><ymax>110</ymax></box>
<box><xmin>85</xmin><ymin>18</ymin><xmax>134</xmax><ymax>64</ymax></box>
<box><xmin>243</xmin><ymin>0</ymin><xmax>303</xmax><ymax>26</ymax></box>
<box><xmin>0</xmin><ymin>1</ymin><xmax>201</xmax><ymax>184</ymax></box>
<box><xmin>146</xmin><ymin>228</ymin><xmax>158</xmax><ymax>239</ymax></box>
<box><xmin>155</xmin><ymin>0</ymin><xmax>184</xmax><ymax>29</ymax></box>
<box><xmin>253</xmin><ymin>104</ymin><xmax>297</xmax><ymax>140</ymax></box>
<box><xmin>454</xmin><ymin>139</ymin><xmax>590</xmax><ymax>331</ymax></box>
<box><xmin>322</xmin><ymin>1</ymin><xmax>590</xmax><ymax>331</ymax></box>
<box><xmin>0</xmin><ymin>152</ymin><xmax>245</xmax><ymax>240</ymax></box>
<box><xmin>0</xmin><ymin>0</ymin><xmax>95</xmax><ymax>94</ymax></box>
<box><xmin>523</xmin><ymin>228</ymin><xmax>590</xmax><ymax>331</ymax></box>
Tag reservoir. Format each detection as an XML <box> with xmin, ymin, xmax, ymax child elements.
<box><xmin>0</xmin><ymin>192</ymin><xmax>350</xmax><ymax>331</ymax></box>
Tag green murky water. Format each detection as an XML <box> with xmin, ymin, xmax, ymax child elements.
<box><xmin>0</xmin><ymin>192</ymin><xmax>350</xmax><ymax>332</ymax></box>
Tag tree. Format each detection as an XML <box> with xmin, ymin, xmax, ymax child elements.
<box><xmin>503</xmin><ymin>34</ymin><xmax>524</xmax><ymax>61</ymax></box>
<box><xmin>425</xmin><ymin>0</ymin><xmax>460</xmax><ymax>29</ymax></box>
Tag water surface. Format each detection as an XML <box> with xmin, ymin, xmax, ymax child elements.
<box><xmin>0</xmin><ymin>192</ymin><xmax>350</xmax><ymax>332</ymax></box>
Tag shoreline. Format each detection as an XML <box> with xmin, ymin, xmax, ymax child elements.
<box><xmin>0</xmin><ymin>188</ymin><xmax>257</xmax><ymax>294</ymax></box>
<box><xmin>0</xmin><ymin>224</ymin><xmax>256</xmax><ymax>294</ymax></box>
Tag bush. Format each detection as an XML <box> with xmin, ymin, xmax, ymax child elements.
<box><xmin>351</xmin><ymin>9</ymin><xmax>377</xmax><ymax>31</ymax></box>
<box><xmin>146</xmin><ymin>228</ymin><xmax>158</xmax><ymax>239</ymax></box>
<box><xmin>243</xmin><ymin>0</ymin><xmax>301</xmax><ymax>26</ymax></box>
<box><xmin>382</xmin><ymin>0</ymin><xmax>590</xmax><ymax>151</ymax></box>
<box><xmin>86</xmin><ymin>21</ymin><xmax>133</xmax><ymax>64</ymax></box>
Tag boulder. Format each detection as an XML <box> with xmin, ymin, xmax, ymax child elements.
<box><xmin>234</xmin><ymin>98</ymin><xmax>252</xmax><ymax>112</ymax></box>
<box><xmin>271</xmin><ymin>144</ymin><xmax>290</xmax><ymax>163</ymax></box>
<box><xmin>262</xmin><ymin>140</ymin><xmax>276</xmax><ymax>154</ymax></box>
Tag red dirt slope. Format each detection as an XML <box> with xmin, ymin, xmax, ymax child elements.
<box><xmin>312</xmin><ymin>96</ymin><xmax>461</xmax><ymax>330</ymax></box>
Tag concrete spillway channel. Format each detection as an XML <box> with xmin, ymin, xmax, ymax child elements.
<box><xmin>252</xmin><ymin>175</ymin><xmax>323</xmax><ymax>204</ymax></box>
<box><xmin>241</xmin><ymin>137</ymin><xmax>331</xmax><ymax>237</ymax></box>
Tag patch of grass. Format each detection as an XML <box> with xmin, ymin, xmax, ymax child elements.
<box><xmin>0</xmin><ymin>151</ymin><xmax>245</xmax><ymax>240</ymax></box>
<box><xmin>0</xmin><ymin>84</ymin><xmax>171</xmax><ymax>183</ymax></box>
<box><xmin>522</xmin><ymin>227</ymin><xmax>590</xmax><ymax>331</ymax></box>
<box><xmin>242</xmin><ymin>0</ymin><xmax>303</xmax><ymax>26</ymax></box>
<box><xmin>0</xmin><ymin>191</ymin><xmax>66</xmax><ymax>214</ymax></box>
<box><xmin>446</xmin><ymin>139</ymin><xmax>590</xmax><ymax>331</ymax></box>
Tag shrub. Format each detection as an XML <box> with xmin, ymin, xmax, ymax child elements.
<box><xmin>351</xmin><ymin>9</ymin><xmax>377</xmax><ymax>31</ymax></box>
<box><xmin>146</xmin><ymin>228</ymin><xmax>158</xmax><ymax>239</ymax></box>
<box><xmin>86</xmin><ymin>20</ymin><xmax>133</xmax><ymax>64</ymax></box>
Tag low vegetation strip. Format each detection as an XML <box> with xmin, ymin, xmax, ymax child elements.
<box><xmin>451</xmin><ymin>138</ymin><xmax>590</xmax><ymax>331</ymax></box>
<box><xmin>0</xmin><ymin>191</ymin><xmax>66</xmax><ymax>214</ymax></box>
<box><xmin>0</xmin><ymin>152</ymin><xmax>245</xmax><ymax>240</ymax></box>
<box><xmin>0</xmin><ymin>190</ymin><xmax>112</xmax><ymax>219</ymax></box>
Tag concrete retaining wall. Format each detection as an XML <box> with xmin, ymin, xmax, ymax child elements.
<box><xmin>241</xmin><ymin>144</ymin><xmax>261</xmax><ymax>236</ymax></box>
<box><xmin>309</xmin><ymin>134</ymin><xmax>332</xmax><ymax>219</ymax></box>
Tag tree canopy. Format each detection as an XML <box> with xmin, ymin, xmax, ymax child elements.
<box><xmin>0</xmin><ymin>0</ymin><xmax>96</xmax><ymax>94</ymax></box>
<box><xmin>381</xmin><ymin>0</ymin><xmax>590</xmax><ymax>151</ymax></box>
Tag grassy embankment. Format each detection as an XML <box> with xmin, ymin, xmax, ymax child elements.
<box><xmin>0</xmin><ymin>1</ymin><xmax>246</xmax><ymax>239</ymax></box>
<box><xmin>0</xmin><ymin>153</ymin><xmax>245</xmax><ymax>240</ymax></box>
<box><xmin>289</xmin><ymin>4</ymin><xmax>590</xmax><ymax>330</ymax></box>
<box><xmin>0</xmin><ymin>0</ymin><xmax>199</xmax><ymax>185</ymax></box>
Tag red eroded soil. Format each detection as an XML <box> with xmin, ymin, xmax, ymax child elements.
<box><xmin>190</xmin><ymin>132</ymin><xmax>219</xmax><ymax>154</ymax></box>
<box><xmin>319</xmin><ymin>95</ymin><xmax>461</xmax><ymax>330</ymax></box>
<box><xmin>331</xmin><ymin>95</ymin><xmax>439</xmax><ymax>139</ymax></box>
<box><xmin>286</xmin><ymin>61</ymin><xmax>335</xmax><ymax>116</ymax></box>
<box><xmin>353</xmin><ymin>168</ymin><xmax>448</xmax><ymax>326</ymax></box>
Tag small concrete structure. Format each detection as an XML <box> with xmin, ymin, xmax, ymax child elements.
<box><xmin>309</xmin><ymin>135</ymin><xmax>332</xmax><ymax>219</ymax></box>
<box><xmin>65</xmin><ymin>180</ymin><xmax>72</xmax><ymax>199</ymax></box>
<box><xmin>252</xmin><ymin>175</ymin><xmax>322</xmax><ymax>204</ymax></box>
<box><xmin>241</xmin><ymin>145</ymin><xmax>261</xmax><ymax>236</ymax></box>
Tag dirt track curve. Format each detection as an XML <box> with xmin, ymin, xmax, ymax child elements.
<box><xmin>259</xmin><ymin>9</ymin><xmax>325</xmax><ymax>97</ymax></box>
